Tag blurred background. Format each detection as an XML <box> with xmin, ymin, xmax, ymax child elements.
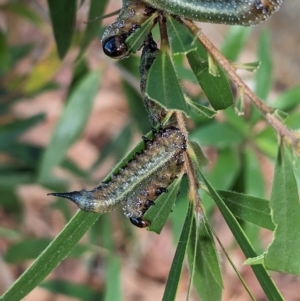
<box><xmin>0</xmin><ymin>0</ymin><xmax>300</xmax><ymax>300</ymax></box>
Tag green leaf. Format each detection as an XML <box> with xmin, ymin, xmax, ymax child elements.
<box><xmin>40</xmin><ymin>280</ymin><xmax>103</xmax><ymax>301</ymax></box>
<box><xmin>104</xmin><ymin>257</ymin><xmax>122</xmax><ymax>301</ymax></box>
<box><xmin>265</xmin><ymin>144</ymin><xmax>300</xmax><ymax>274</ymax></box>
<box><xmin>186</xmin><ymin>98</ymin><xmax>216</xmax><ymax>119</ymax></box>
<box><xmin>126</xmin><ymin>13</ymin><xmax>157</xmax><ymax>54</ymax></box>
<box><xmin>187</xmin><ymin>41</ymin><xmax>234</xmax><ymax>110</ymax></box>
<box><xmin>254</xmin><ymin>129</ymin><xmax>278</xmax><ymax>159</ymax></box>
<box><xmin>255</xmin><ymin>30</ymin><xmax>272</xmax><ymax>100</ymax></box>
<box><xmin>145</xmin><ymin>174</ymin><xmax>183</xmax><ymax>234</ymax></box>
<box><xmin>244</xmin><ymin>254</ymin><xmax>264</xmax><ymax>266</ymax></box>
<box><xmin>122</xmin><ymin>81</ymin><xmax>150</xmax><ymax>133</ymax></box>
<box><xmin>221</xmin><ymin>26</ymin><xmax>251</xmax><ymax>61</ymax></box>
<box><xmin>198</xmin><ymin>216</ymin><xmax>223</xmax><ymax>287</ymax></box>
<box><xmin>146</xmin><ymin>50</ymin><xmax>190</xmax><ymax>115</ymax></box>
<box><xmin>273</xmin><ymin>85</ymin><xmax>300</xmax><ymax>112</ymax></box>
<box><xmin>0</xmin><ymin>211</ymin><xmax>100</xmax><ymax>301</ymax></box>
<box><xmin>243</xmin><ymin>149</ymin><xmax>265</xmax><ymax>198</ymax></box>
<box><xmin>0</xmin><ymin>143</ymin><xmax>42</xmax><ymax>169</ymax></box>
<box><xmin>3</xmin><ymin>2</ymin><xmax>41</xmax><ymax>25</ymax></box>
<box><xmin>223</xmin><ymin>107</ymin><xmax>249</xmax><ymax>138</ymax></box>
<box><xmin>170</xmin><ymin>177</ymin><xmax>189</xmax><ymax>243</ymax></box>
<box><xmin>4</xmin><ymin>238</ymin><xmax>91</xmax><ymax>263</ymax></box>
<box><xmin>166</xmin><ymin>15</ymin><xmax>196</xmax><ymax>55</ymax></box>
<box><xmin>0</xmin><ymin>30</ymin><xmax>10</xmax><ymax>73</ymax></box>
<box><xmin>0</xmin><ymin>188</ymin><xmax>22</xmax><ymax>218</ymax></box>
<box><xmin>0</xmin><ymin>227</ymin><xmax>21</xmax><ymax>240</ymax></box>
<box><xmin>0</xmin><ymin>114</ymin><xmax>44</xmax><ymax>148</ymax></box>
<box><xmin>38</xmin><ymin>71</ymin><xmax>100</xmax><ymax>183</ymax></box>
<box><xmin>188</xmin><ymin>140</ymin><xmax>209</xmax><ymax>167</ymax></box>
<box><xmin>90</xmin><ymin>124</ymin><xmax>132</xmax><ymax>172</ymax></box>
<box><xmin>187</xmin><ymin>214</ymin><xmax>222</xmax><ymax>301</ymax></box>
<box><xmin>218</xmin><ymin>191</ymin><xmax>274</xmax><ymax>231</ymax></box>
<box><xmin>233</xmin><ymin>61</ymin><xmax>261</xmax><ymax>72</ymax></box>
<box><xmin>162</xmin><ymin>200</ymin><xmax>193</xmax><ymax>301</ymax></box>
<box><xmin>198</xmin><ymin>171</ymin><xmax>284</xmax><ymax>301</ymax></box>
<box><xmin>4</xmin><ymin>238</ymin><xmax>51</xmax><ymax>263</ymax></box>
<box><xmin>78</xmin><ymin>0</ymin><xmax>108</xmax><ymax>57</ymax></box>
<box><xmin>190</xmin><ymin>122</ymin><xmax>243</xmax><ymax>148</ymax></box>
<box><xmin>47</xmin><ymin>0</ymin><xmax>77</xmax><ymax>59</ymax></box>
<box><xmin>0</xmin><ymin>171</ymin><xmax>35</xmax><ymax>186</ymax></box>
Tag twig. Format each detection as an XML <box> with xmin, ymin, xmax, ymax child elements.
<box><xmin>175</xmin><ymin>111</ymin><xmax>203</xmax><ymax>214</ymax></box>
<box><xmin>184</xmin><ymin>19</ymin><xmax>299</xmax><ymax>151</ymax></box>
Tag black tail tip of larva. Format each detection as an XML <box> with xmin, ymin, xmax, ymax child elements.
<box><xmin>47</xmin><ymin>191</ymin><xmax>83</xmax><ymax>204</ymax></box>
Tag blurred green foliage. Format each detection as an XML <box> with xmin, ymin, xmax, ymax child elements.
<box><xmin>0</xmin><ymin>1</ymin><xmax>300</xmax><ymax>301</ymax></box>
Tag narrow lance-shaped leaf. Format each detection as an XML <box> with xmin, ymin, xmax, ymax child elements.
<box><xmin>218</xmin><ymin>190</ymin><xmax>274</xmax><ymax>231</ymax></box>
<box><xmin>0</xmin><ymin>114</ymin><xmax>44</xmax><ymax>148</ymax></box>
<box><xmin>162</xmin><ymin>200</ymin><xmax>193</xmax><ymax>301</ymax></box>
<box><xmin>221</xmin><ymin>26</ymin><xmax>251</xmax><ymax>61</ymax></box>
<box><xmin>145</xmin><ymin>174</ymin><xmax>183</xmax><ymax>234</ymax></box>
<box><xmin>0</xmin><ymin>211</ymin><xmax>100</xmax><ymax>301</ymax></box>
<box><xmin>40</xmin><ymin>280</ymin><xmax>103</xmax><ymax>300</ymax></box>
<box><xmin>255</xmin><ymin>30</ymin><xmax>272</xmax><ymax>100</ymax></box>
<box><xmin>78</xmin><ymin>0</ymin><xmax>109</xmax><ymax>57</ymax></box>
<box><xmin>186</xmin><ymin>40</ymin><xmax>234</xmax><ymax>110</ymax></box>
<box><xmin>187</xmin><ymin>213</ymin><xmax>222</xmax><ymax>301</ymax></box>
<box><xmin>47</xmin><ymin>0</ymin><xmax>77</xmax><ymax>59</ymax></box>
<box><xmin>38</xmin><ymin>71</ymin><xmax>100</xmax><ymax>183</ymax></box>
<box><xmin>104</xmin><ymin>257</ymin><xmax>122</xmax><ymax>301</ymax></box>
<box><xmin>264</xmin><ymin>143</ymin><xmax>300</xmax><ymax>274</ymax></box>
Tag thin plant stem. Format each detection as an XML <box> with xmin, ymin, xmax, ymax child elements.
<box><xmin>184</xmin><ymin>19</ymin><xmax>299</xmax><ymax>152</ymax></box>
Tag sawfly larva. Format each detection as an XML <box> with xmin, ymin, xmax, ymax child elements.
<box><xmin>102</xmin><ymin>1</ymin><xmax>156</xmax><ymax>59</ymax></box>
<box><xmin>101</xmin><ymin>0</ymin><xmax>282</xmax><ymax>59</ymax></box>
<box><xmin>48</xmin><ymin>127</ymin><xmax>186</xmax><ymax>228</ymax></box>
<box><xmin>143</xmin><ymin>0</ymin><xmax>282</xmax><ymax>26</ymax></box>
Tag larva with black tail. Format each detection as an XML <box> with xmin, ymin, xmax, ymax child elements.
<box><xmin>143</xmin><ymin>0</ymin><xmax>282</xmax><ymax>26</ymax></box>
<box><xmin>48</xmin><ymin>127</ymin><xmax>186</xmax><ymax>228</ymax></box>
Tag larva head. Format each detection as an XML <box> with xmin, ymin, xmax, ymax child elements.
<box><xmin>130</xmin><ymin>217</ymin><xmax>150</xmax><ymax>228</ymax></box>
<box><xmin>102</xmin><ymin>34</ymin><xmax>129</xmax><ymax>59</ymax></box>
<box><xmin>101</xmin><ymin>1</ymin><xmax>156</xmax><ymax>59</ymax></box>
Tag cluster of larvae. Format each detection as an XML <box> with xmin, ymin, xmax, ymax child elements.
<box><xmin>49</xmin><ymin>0</ymin><xmax>282</xmax><ymax>227</ymax></box>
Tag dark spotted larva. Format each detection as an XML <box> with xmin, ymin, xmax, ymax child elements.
<box><xmin>143</xmin><ymin>0</ymin><xmax>283</xmax><ymax>26</ymax></box>
<box><xmin>123</xmin><ymin>138</ymin><xmax>185</xmax><ymax>227</ymax></box>
<box><xmin>102</xmin><ymin>0</ymin><xmax>282</xmax><ymax>59</ymax></box>
<box><xmin>48</xmin><ymin>127</ymin><xmax>186</xmax><ymax>227</ymax></box>
<box><xmin>101</xmin><ymin>1</ymin><xmax>156</xmax><ymax>59</ymax></box>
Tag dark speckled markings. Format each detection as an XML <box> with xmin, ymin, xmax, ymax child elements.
<box><xmin>101</xmin><ymin>0</ymin><xmax>282</xmax><ymax>59</ymax></box>
<box><xmin>48</xmin><ymin>127</ymin><xmax>186</xmax><ymax>228</ymax></box>
<box><xmin>143</xmin><ymin>0</ymin><xmax>282</xmax><ymax>26</ymax></box>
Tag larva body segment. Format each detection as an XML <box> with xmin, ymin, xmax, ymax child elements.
<box><xmin>102</xmin><ymin>0</ymin><xmax>156</xmax><ymax>59</ymax></box>
<box><xmin>143</xmin><ymin>0</ymin><xmax>282</xmax><ymax>26</ymax></box>
<box><xmin>48</xmin><ymin>127</ymin><xmax>186</xmax><ymax>227</ymax></box>
<box><xmin>123</xmin><ymin>142</ymin><xmax>185</xmax><ymax>227</ymax></box>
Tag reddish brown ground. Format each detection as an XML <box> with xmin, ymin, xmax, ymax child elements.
<box><xmin>0</xmin><ymin>1</ymin><xmax>300</xmax><ymax>300</ymax></box>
